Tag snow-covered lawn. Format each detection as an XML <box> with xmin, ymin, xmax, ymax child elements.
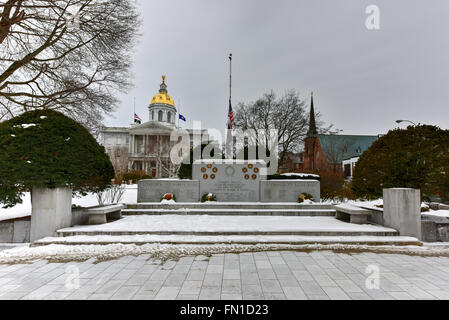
<box><xmin>0</xmin><ymin>185</ymin><xmax>138</xmax><ymax>222</ymax></box>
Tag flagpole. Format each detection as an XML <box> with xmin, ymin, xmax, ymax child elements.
<box><xmin>229</xmin><ymin>53</ymin><xmax>232</xmax><ymax>105</ymax></box>
<box><xmin>133</xmin><ymin>97</ymin><xmax>136</xmax><ymax>124</ymax></box>
<box><xmin>178</xmin><ymin>99</ymin><xmax>180</xmax><ymax>128</ymax></box>
<box><xmin>226</xmin><ymin>53</ymin><xmax>233</xmax><ymax>159</ymax></box>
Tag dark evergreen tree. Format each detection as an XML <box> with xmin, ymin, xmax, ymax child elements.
<box><xmin>352</xmin><ymin>125</ymin><xmax>449</xmax><ymax>201</ymax></box>
<box><xmin>0</xmin><ymin>109</ymin><xmax>114</xmax><ymax>208</ymax></box>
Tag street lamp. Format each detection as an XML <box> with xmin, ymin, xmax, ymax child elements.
<box><xmin>396</xmin><ymin>120</ymin><xmax>417</xmax><ymax>126</ymax></box>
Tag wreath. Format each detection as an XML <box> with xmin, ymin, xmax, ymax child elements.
<box><xmin>298</xmin><ymin>193</ymin><xmax>314</xmax><ymax>203</ymax></box>
<box><xmin>201</xmin><ymin>193</ymin><xmax>217</xmax><ymax>203</ymax></box>
<box><xmin>161</xmin><ymin>193</ymin><xmax>176</xmax><ymax>202</ymax></box>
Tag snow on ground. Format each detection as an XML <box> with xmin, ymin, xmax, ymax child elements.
<box><xmin>60</xmin><ymin>215</ymin><xmax>396</xmax><ymax>233</ymax></box>
<box><xmin>1</xmin><ymin>242</ymin><xmax>449</xmax><ymax>264</ymax></box>
<box><xmin>281</xmin><ymin>173</ymin><xmax>320</xmax><ymax>178</ymax></box>
<box><xmin>423</xmin><ymin>210</ymin><xmax>449</xmax><ymax>219</ymax></box>
<box><xmin>0</xmin><ymin>185</ymin><xmax>138</xmax><ymax>222</ymax></box>
<box><xmin>0</xmin><ymin>193</ymin><xmax>32</xmax><ymax>222</ymax></box>
<box><xmin>35</xmin><ymin>234</ymin><xmax>419</xmax><ymax>245</ymax></box>
<box><xmin>347</xmin><ymin>199</ymin><xmax>449</xmax><ymax>219</ymax></box>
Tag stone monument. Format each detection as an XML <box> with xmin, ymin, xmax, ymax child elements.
<box><xmin>192</xmin><ymin>160</ymin><xmax>267</xmax><ymax>202</ymax></box>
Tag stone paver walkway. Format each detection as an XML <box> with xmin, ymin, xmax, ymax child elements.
<box><xmin>1</xmin><ymin>250</ymin><xmax>449</xmax><ymax>300</ymax></box>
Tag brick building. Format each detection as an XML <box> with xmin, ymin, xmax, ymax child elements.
<box><xmin>302</xmin><ymin>93</ymin><xmax>379</xmax><ymax>174</ymax></box>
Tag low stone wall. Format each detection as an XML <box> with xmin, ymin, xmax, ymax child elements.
<box><xmin>260</xmin><ymin>180</ymin><xmax>320</xmax><ymax>203</ymax></box>
<box><xmin>0</xmin><ymin>217</ymin><xmax>30</xmax><ymax>243</ymax></box>
<box><xmin>421</xmin><ymin>215</ymin><xmax>449</xmax><ymax>242</ymax></box>
<box><xmin>383</xmin><ymin>188</ymin><xmax>422</xmax><ymax>239</ymax></box>
<box><xmin>71</xmin><ymin>207</ymin><xmax>89</xmax><ymax>226</ymax></box>
<box><xmin>30</xmin><ymin>187</ymin><xmax>73</xmax><ymax>242</ymax></box>
<box><xmin>138</xmin><ymin>180</ymin><xmax>200</xmax><ymax>202</ymax></box>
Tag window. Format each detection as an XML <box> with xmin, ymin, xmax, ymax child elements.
<box><xmin>344</xmin><ymin>164</ymin><xmax>351</xmax><ymax>178</ymax></box>
<box><xmin>158</xmin><ymin>110</ymin><xmax>163</xmax><ymax>121</ymax></box>
<box><xmin>151</xmin><ymin>111</ymin><xmax>154</xmax><ymax>120</ymax></box>
<box><xmin>167</xmin><ymin>112</ymin><xmax>171</xmax><ymax>123</ymax></box>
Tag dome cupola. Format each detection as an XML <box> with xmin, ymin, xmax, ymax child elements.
<box><xmin>148</xmin><ymin>76</ymin><xmax>177</xmax><ymax>125</ymax></box>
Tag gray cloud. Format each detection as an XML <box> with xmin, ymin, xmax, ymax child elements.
<box><xmin>105</xmin><ymin>0</ymin><xmax>449</xmax><ymax>137</ymax></box>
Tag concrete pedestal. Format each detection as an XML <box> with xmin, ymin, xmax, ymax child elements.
<box><xmin>30</xmin><ymin>187</ymin><xmax>72</xmax><ymax>242</ymax></box>
<box><xmin>383</xmin><ymin>188</ymin><xmax>421</xmax><ymax>240</ymax></box>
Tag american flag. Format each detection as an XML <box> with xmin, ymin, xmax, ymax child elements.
<box><xmin>228</xmin><ymin>100</ymin><xmax>234</xmax><ymax>130</ymax></box>
<box><xmin>134</xmin><ymin>113</ymin><xmax>142</xmax><ymax>124</ymax></box>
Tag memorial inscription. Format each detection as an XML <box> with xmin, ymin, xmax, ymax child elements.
<box><xmin>193</xmin><ymin>160</ymin><xmax>267</xmax><ymax>202</ymax></box>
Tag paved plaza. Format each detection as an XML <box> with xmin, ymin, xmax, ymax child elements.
<box><xmin>1</xmin><ymin>250</ymin><xmax>449</xmax><ymax>300</ymax></box>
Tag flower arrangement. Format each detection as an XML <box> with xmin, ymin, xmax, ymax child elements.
<box><xmin>161</xmin><ymin>193</ymin><xmax>176</xmax><ymax>202</ymax></box>
<box><xmin>201</xmin><ymin>193</ymin><xmax>217</xmax><ymax>203</ymax></box>
<box><xmin>298</xmin><ymin>193</ymin><xmax>314</xmax><ymax>203</ymax></box>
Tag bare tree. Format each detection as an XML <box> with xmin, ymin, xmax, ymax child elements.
<box><xmin>234</xmin><ymin>90</ymin><xmax>335</xmax><ymax>166</ymax></box>
<box><xmin>155</xmin><ymin>136</ymin><xmax>179</xmax><ymax>178</ymax></box>
<box><xmin>0</xmin><ymin>0</ymin><xmax>140</xmax><ymax>135</ymax></box>
<box><xmin>322</xmin><ymin>138</ymin><xmax>356</xmax><ymax>173</ymax></box>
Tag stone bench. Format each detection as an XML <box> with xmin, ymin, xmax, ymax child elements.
<box><xmin>334</xmin><ymin>204</ymin><xmax>371</xmax><ymax>225</ymax></box>
<box><xmin>87</xmin><ymin>204</ymin><xmax>125</xmax><ymax>225</ymax></box>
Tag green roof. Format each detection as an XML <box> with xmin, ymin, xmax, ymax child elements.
<box><xmin>318</xmin><ymin>134</ymin><xmax>379</xmax><ymax>164</ymax></box>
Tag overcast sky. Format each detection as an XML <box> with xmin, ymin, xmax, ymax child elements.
<box><xmin>105</xmin><ymin>0</ymin><xmax>449</xmax><ymax>137</ymax></box>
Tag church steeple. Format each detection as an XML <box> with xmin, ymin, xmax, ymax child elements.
<box><xmin>307</xmin><ymin>92</ymin><xmax>318</xmax><ymax>136</ymax></box>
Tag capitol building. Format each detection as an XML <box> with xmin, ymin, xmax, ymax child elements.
<box><xmin>100</xmin><ymin>76</ymin><xmax>209</xmax><ymax>178</ymax></box>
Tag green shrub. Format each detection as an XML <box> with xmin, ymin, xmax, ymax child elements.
<box><xmin>352</xmin><ymin>125</ymin><xmax>449</xmax><ymax>200</ymax></box>
<box><xmin>0</xmin><ymin>109</ymin><xmax>114</xmax><ymax>208</ymax></box>
<box><xmin>123</xmin><ymin>170</ymin><xmax>151</xmax><ymax>183</ymax></box>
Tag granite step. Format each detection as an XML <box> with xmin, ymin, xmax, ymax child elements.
<box><xmin>122</xmin><ymin>208</ymin><xmax>337</xmax><ymax>217</ymax></box>
<box><xmin>126</xmin><ymin>202</ymin><xmax>335</xmax><ymax>210</ymax></box>
<box><xmin>57</xmin><ymin>230</ymin><xmax>399</xmax><ymax>237</ymax></box>
<box><xmin>57</xmin><ymin>215</ymin><xmax>399</xmax><ymax>237</ymax></box>
<box><xmin>34</xmin><ymin>235</ymin><xmax>421</xmax><ymax>247</ymax></box>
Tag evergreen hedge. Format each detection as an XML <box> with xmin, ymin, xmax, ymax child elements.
<box><xmin>0</xmin><ymin>109</ymin><xmax>114</xmax><ymax>208</ymax></box>
<box><xmin>352</xmin><ymin>125</ymin><xmax>449</xmax><ymax>201</ymax></box>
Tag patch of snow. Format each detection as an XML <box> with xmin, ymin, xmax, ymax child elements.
<box><xmin>59</xmin><ymin>215</ymin><xmax>397</xmax><ymax>233</ymax></box>
<box><xmin>0</xmin><ymin>185</ymin><xmax>138</xmax><ymax>219</ymax></box>
<box><xmin>423</xmin><ymin>210</ymin><xmax>449</xmax><ymax>219</ymax></box>
<box><xmin>161</xmin><ymin>199</ymin><xmax>176</xmax><ymax>204</ymax></box>
<box><xmin>281</xmin><ymin>173</ymin><xmax>320</xmax><ymax>178</ymax></box>
<box><xmin>35</xmin><ymin>234</ymin><xmax>419</xmax><ymax>245</ymax></box>
<box><xmin>18</xmin><ymin>124</ymin><xmax>37</xmax><ymax>129</ymax></box>
<box><xmin>40</xmin><ymin>116</ymin><xmax>47</xmax><ymax>119</ymax></box>
<box><xmin>10</xmin><ymin>134</ymin><xmax>15</xmax><ymax>137</ymax></box>
<box><xmin>0</xmin><ymin>193</ymin><xmax>31</xmax><ymax>222</ymax></box>
<box><xmin>1</xmin><ymin>243</ymin><xmax>448</xmax><ymax>265</ymax></box>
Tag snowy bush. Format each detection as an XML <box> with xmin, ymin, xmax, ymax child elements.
<box><xmin>96</xmin><ymin>184</ymin><xmax>126</xmax><ymax>206</ymax></box>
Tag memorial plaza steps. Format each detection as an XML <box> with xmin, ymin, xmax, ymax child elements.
<box><xmin>33</xmin><ymin>202</ymin><xmax>422</xmax><ymax>247</ymax></box>
<box><xmin>122</xmin><ymin>202</ymin><xmax>336</xmax><ymax>217</ymax></box>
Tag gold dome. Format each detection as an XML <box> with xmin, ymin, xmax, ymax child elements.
<box><xmin>150</xmin><ymin>75</ymin><xmax>175</xmax><ymax>107</ymax></box>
